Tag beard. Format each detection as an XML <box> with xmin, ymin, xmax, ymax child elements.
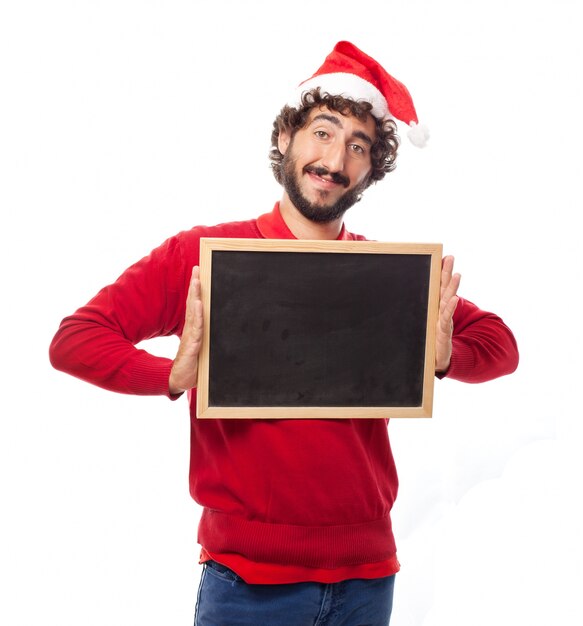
<box><xmin>280</xmin><ymin>151</ymin><xmax>368</xmax><ymax>224</ymax></box>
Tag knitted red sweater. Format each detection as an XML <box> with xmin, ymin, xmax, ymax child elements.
<box><xmin>49</xmin><ymin>204</ymin><xmax>519</xmax><ymax>583</ymax></box>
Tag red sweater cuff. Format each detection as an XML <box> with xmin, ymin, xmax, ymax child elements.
<box><xmin>129</xmin><ymin>352</ymin><xmax>179</xmax><ymax>399</ymax></box>
<box><xmin>442</xmin><ymin>339</ymin><xmax>476</xmax><ymax>380</ymax></box>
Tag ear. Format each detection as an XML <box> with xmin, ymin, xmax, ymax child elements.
<box><xmin>278</xmin><ymin>128</ymin><xmax>291</xmax><ymax>155</ymax></box>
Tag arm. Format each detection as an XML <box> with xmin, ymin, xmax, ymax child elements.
<box><xmin>49</xmin><ymin>234</ymin><xmax>192</xmax><ymax>397</ymax></box>
<box><xmin>435</xmin><ymin>256</ymin><xmax>519</xmax><ymax>383</ymax></box>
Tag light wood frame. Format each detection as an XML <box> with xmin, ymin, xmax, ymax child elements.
<box><xmin>196</xmin><ymin>238</ymin><xmax>443</xmax><ymax>419</ymax></box>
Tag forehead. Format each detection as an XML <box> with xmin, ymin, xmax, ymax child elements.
<box><xmin>305</xmin><ymin>105</ymin><xmax>377</xmax><ymax>139</ymax></box>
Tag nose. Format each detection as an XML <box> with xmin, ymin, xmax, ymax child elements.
<box><xmin>321</xmin><ymin>140</ymin><xmax>345</xmax><ymax>173</ymax></box>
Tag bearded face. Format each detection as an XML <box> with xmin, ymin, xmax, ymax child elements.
<box><xmin>278</xmin><ymin>107</ymin><xmax>376</xmax><ymax>224</ymax></box>
<box><xmin>280</xmin><ymin>150</ymin><xmax>369</xmax><ymax>224</ymax></box>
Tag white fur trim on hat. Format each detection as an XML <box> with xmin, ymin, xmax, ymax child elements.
<box><xmin>288</xmin><ymin>72</ymin><xmax>392</xmax><ymax>120</ymax></box>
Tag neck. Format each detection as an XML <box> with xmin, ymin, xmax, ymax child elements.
<box><xmin>278</xmin><ymin>193</ymin><xmax>344</xmax><ymax>240</ymax></box>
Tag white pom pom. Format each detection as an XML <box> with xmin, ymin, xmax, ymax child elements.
<box><xmin>407</xmin><ymin>122</ymin><xmax>430</xmax><ymax>148</ymax></box>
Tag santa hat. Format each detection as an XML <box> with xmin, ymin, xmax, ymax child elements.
<box><xmin>289</xmin><ymin>41</ymin><xmax>429</xmax><ymax>148</ymax></box>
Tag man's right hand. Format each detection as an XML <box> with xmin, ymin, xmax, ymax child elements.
<box><xmin>169</xmin><ymin>266</ymin><xmax>204</xmax><ymax>395</ymax></box>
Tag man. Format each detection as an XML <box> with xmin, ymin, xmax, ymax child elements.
<box><xmin>50</xmin><ymin>42</ymin><xmax>519</xmax><ymax>625</ymax></box>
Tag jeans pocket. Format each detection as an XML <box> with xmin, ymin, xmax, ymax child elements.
<box><xmin>205</xmin><ymin>560</ymin><xmax>241</xmax><ymax>584</ymax></box>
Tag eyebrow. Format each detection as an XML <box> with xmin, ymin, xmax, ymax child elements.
<box><xmin>310</xmin><ymin>113</ymin><xmax>374</xmax><ymax>146</ymax></box>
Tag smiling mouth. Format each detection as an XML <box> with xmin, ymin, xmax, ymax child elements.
<box><xmin>304</xmin><ymin>166</ymin><xmax>350</xmax><ymax>188</ymax></box>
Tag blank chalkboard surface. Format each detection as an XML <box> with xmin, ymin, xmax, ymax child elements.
<box><xmin>197</xmin><ymin>238</ymin><xmax>442</xmax><ymax>419</ymax></box>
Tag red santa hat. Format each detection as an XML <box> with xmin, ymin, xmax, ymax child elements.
<box><xmin>289</xmin><ymin>41</ymin><xmax>429</xmax><ymax>148</ymax></box>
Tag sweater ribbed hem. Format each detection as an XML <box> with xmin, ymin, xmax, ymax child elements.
<box><xmin>197</xmin><ymin>508</ymin><xmax>396</xmax><ymax>569</ymax></box>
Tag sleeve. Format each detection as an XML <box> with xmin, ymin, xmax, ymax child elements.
<box><xmin>49</xmin><ymin>232</ymin><xmax>194</xmax><ymax>397</ymax></box>
<box><xmin>440</xmin><ymin>297</ymin><xmax>519</xmax><ymax>383</ymax></box>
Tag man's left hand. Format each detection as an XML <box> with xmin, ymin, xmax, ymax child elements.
<box><xmin>435</xmin><ymin>255</ymin><xmax>461</xmax><ymax>374</ymax></box>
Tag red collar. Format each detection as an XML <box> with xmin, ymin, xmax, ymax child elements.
<box><xmin>256</xmin><ymin>203</ymin><xmax>350</xmax><ymax>240</ymax></box>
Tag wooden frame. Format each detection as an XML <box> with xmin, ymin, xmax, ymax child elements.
<box><xmin>197</xmin><ymin>238</ymin><xmax>442</xmax><ymax>419</ymax></box>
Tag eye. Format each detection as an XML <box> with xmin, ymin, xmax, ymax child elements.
<box><xmin>348</xmin><ymin>143</ymin><xmax>366</xmax><ymax>155</ymax></box>
<box><xmin>314</xmin><ymin>130</ymin><xmax>329</xmax><ymax>139</ymax></box>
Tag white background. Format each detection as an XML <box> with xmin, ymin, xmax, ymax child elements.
<box><xmin>1</xmin><ymin>1</ymin><xmax>582</xmax><ymax>624</ymax></box>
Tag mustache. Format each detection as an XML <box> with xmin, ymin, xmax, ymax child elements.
<box><xmin>304</xmin><ymin>166</ymin><xmax>350</xmax><ymax>188</ymax></box>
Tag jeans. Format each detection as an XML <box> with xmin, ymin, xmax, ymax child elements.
<box><xmin>194</xmin><ymin>560</ymin><xmax>395</xmax><ymax>626</ymax></box>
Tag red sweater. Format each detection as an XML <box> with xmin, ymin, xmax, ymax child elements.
<box><xmin>49</xmin><ymin>204</ymin><xmax>519</xmax><ymax>583</ymax></box>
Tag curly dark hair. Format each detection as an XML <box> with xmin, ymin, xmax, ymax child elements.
<box><xmin>269</xmin><ymin>88</ymin><xmax>400</xmax><ymax>187</ymax></box>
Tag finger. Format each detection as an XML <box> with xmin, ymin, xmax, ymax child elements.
<box><xmin>439</xmin><ymin>294</ymin><xmax>459</xmax><ymax>331</ymax></box>
<box><xmin>192</xmin><ymin>297</ymin><xmax>204</xmax><ymax>340</ymax></box>
<box><xmin>440</xmin><ymin>271</ymin><xmax>461</xmax><ymax>314</ymax></box>
<box><xmin>184</xmin><ymin>266</ymin><xmax>202</xmax><ymax>327</ymax></box>
<box><xmin>444</xmin><ymin>271</ymin><xmax>461</xmax><ymax>301</ymax></box>
<box><xmin>440</xmin><ymin>255</ymin><xmax>455</xmax><ymax>297</ymax></box>
<box><xmin>189</xmin><ymin>266</ymin><xmax>201</xmax><ymax>301</ymax></box>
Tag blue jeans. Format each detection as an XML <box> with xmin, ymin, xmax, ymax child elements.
<box><xmin>194</xmin><ymin>560</ymin><xmax>395</xmax><ymax>626</ymax></box>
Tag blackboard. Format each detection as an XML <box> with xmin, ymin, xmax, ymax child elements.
<box><xmin>196</xmin><ymin>238</ymin><xmax>442</xmax><ymax>418</ymax></box>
